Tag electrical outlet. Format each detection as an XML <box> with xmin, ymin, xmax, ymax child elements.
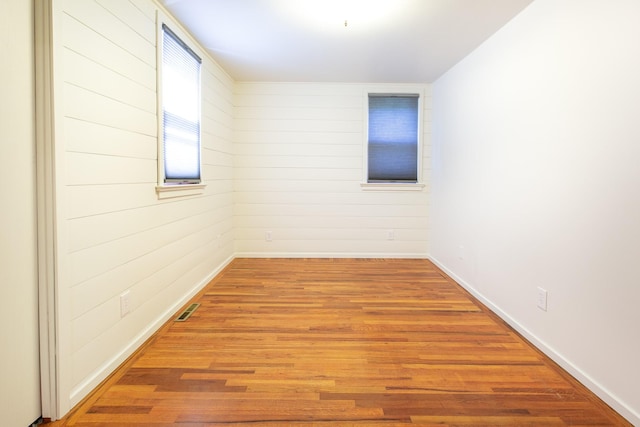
<box><xmin>120</xmin><ymin>290</ymin><xmax>131</xmax><ymax>317</ymax></box>
<box><xmin>387</xmin><ymin>229</ymin><xmax>395</xmax><ymax>240</ymax></box>
<box><xmin>536</xmin><ymin>287</ymin><xmax>548</xmax><ymax>311</ymax></box>
<box><xmin>265</xmin><ymin>231</ymin><xmax>272</xmax><ymax>242</ymax></box>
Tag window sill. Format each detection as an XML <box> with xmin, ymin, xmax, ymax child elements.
<box><xmin>360</xmin><ymin>182</ymin><xmax>425</xmax><ymax>192</ymax></box>
<box><xmin>156</xmin><ymin>183</ymin><xmax>206</xmax><ymax>199</ymax></box>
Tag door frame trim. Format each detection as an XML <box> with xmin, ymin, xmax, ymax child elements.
<box><xmin>35</xmin><ymin>0</ymin><xmax>58</xmax><ymax>419</ymax></box>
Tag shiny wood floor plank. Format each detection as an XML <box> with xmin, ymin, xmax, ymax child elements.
<box><xmin>51</xmin><ymin>258</ymin><xmax>630</xmax><ymax>426</ymax></box>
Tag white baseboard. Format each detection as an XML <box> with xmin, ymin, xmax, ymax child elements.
<box><xmin>68</xmin><ymin>254</ymin><xmax>235</xmax><ymax>410</ymax></box>
<box><xmin>235</xmin><ymin>252</ymin><xmax>429</xmax><ymax>259</ymax></box>
<box><xmin>428</xmin><ymin>254</ymin><xmax>639</xmax><ymax>426</ymax></box>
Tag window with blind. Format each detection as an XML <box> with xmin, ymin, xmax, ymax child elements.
<box><xmin>160</xmin><ymin>24</ymin><xmax>202</xmax><ymax>185</ymax></box>
<box><xmin>367</xmin><ymin>94</ymin><xmax>420</xmax><ymax>183</ymax></box>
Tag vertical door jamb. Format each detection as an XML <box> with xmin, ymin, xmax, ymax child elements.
<box><xmin>35</xmin><ymin>0</ymin><xmax>58</xmax><ymax>420</ymax></box>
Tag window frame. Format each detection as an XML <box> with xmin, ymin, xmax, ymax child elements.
<box><xmin>155</xmin><ymin>11</ymin><xmax>205</xmax><ymax>199</ymax></box>
<box><xmin>361</xmin><ymin>87</ymin><xmax>425</xmax><ymax>192</ymax></box>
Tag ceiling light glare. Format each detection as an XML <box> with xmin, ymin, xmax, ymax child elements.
<box><xmin>278</xmin><ymin>0</ymin><xmax>411</xmax><ymax>32</ymax></box>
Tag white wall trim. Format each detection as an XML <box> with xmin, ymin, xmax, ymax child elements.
<box><xmin>68</xmin><ymin>254</ymin><xmax>234</xmax><ymax>407</ymax></box>
<box><xmin>428</xmin><ymin>255</ymin><xmax>639</xmax><ymax>426</ymax></box>
<box><xmin>360</xmin><ymin>182</ymin><xmax>425</xmax><ymax>191</ymax></box>
<box><xmin>155</xmin><ymin>183</ymin><xmax>206</xmax><ymax>199</ymax></box>
<box><xmin>35</xmin><ymin>0</ymin><xmax>58</xmax><ymax>419</ymax></box>
<box><xmin>236</xmin><ymin>252</ymin><xmax>429</xmax><ymax>259</ymax></box>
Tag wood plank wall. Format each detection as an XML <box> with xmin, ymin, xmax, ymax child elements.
<box><xmin>234</xmin><ymin>83</ymin><xmax>431</xmax><ymax>257</ymax></box>
<box><xmin>56</xmin><ymin>0</ymin><xmax>235</xmax><ymax>413</ymax></box>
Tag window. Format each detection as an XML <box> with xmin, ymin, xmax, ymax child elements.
<box><xmin>366</xmin><ymin>93</ymin><xmax>421</xmax><ymax>184</ymax></box>
<box><xmin>160</xmin><ymin>24</ymin><xmax>202</xmax><ymax>186</ymax></box>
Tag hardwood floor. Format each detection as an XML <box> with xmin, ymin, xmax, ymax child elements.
<box><xmin>52</xmin><ymin>258</ymin><xmax>630</xmax><ymax>426</ymax></box>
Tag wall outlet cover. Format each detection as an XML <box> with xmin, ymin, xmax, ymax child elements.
<box><xmin>537</xmin><ymin>287</ymin><xmax>548</xmax><ymax>311</ymax></box>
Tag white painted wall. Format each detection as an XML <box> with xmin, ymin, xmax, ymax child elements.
<box><xmin>0</xmin><ymin>0</ymin><xmax>42</xmax><ymax>425</ymax></box>
<box><xmin>51</xmin><ymin>0</ymin><xmax>235</xmax><ymax>415</ymax></box>
<box><xmin>431</xmin><ymin>0</ymin><xmax>640</xmax><ymax>423</ymax></box>
<box><xmin>234</xmin><ymin>82</ymin><xmax>431</xmax><ymax>257</ymax></box>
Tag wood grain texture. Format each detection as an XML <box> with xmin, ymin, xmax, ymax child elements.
<box><xmin>51</xmin><ymin>258</ymin><xmax>631</xmax><ymax>426</ymax></box>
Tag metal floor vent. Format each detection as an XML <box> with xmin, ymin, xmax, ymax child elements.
<box><xmin>175</xmin><ymin>303</ymin><xmax>200</xmax><ymax>322</ymax></box>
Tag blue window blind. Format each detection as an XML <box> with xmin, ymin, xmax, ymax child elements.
<box><xmin>162</xmin><ymin>24</ymin><xmax>202</xmax><ymax>183</ymax></box>
<box><xmin>368</xmin><ymin>94</ymin><xmax>419</xmax><ymax>183</ymax></box>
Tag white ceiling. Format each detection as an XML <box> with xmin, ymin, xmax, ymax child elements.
<box><xmin>161</xmin><ymin>0</ymin><xmax>534</xmax><ymax>83</ymax></box>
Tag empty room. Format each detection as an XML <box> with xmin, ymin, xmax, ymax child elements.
<box><xmin>1</xmin><ymin>0</ymin><xmax>639</xmax><ymax>425</ymax></box>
